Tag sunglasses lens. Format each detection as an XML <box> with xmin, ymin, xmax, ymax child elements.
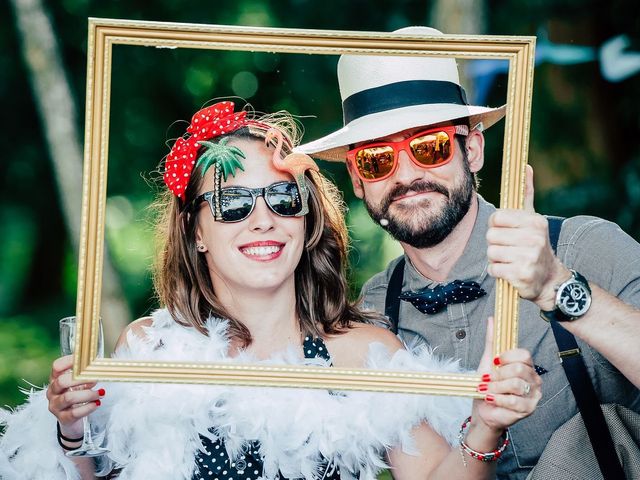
<box><xmin>266</xmin><ymin>182</ymin><xmax>302</xmax><ymax>216</ymax></box>
<box><xmin>409</xmin><ymin>130</ymin><xmax>452</xmax><ymax>166</ymax></box>
<box><xmin>220</xmin><ymin>189</ymin><xmax>254</xmax><ymax>222</ymax></box>
<box><xmin>354</xmin><ymin>146</ymin><xmax>396</xmax><ymax>180</ymax></box>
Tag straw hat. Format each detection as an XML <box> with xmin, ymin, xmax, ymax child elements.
<box><xmin>297</xmin><ymin>26</ymin><xmax>506</xmax><ymax>162</ymax></box>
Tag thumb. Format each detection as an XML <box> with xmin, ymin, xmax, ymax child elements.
<box><xmin>477</xmin><ymin>316</ymin><xmax>495</xmax><ymax>374</ymax></box>
<box><xmin>524</xmin><ymin>164</ymin><xmax>535</xmax><ymax>213</ymax></box>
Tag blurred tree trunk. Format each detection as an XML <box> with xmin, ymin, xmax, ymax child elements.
<box><xmin>430</xmin><ymin>0</ymin><xmax>487</xmax><ymax>100</ymax></box>
<box><xmin>430</xmin><ymin>0</ymin><xmax>486</xmax><ymax>34</ymax></box>
<box><xmin>10</xmin><ymin>0</ymin><xmax>130</xmax><ymax>352</ymax></box>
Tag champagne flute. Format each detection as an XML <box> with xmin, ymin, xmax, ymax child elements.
<box><xmin>59</xmin><ymin>316</ymin><xmax>109</xmax><ymax>457</ymax></box>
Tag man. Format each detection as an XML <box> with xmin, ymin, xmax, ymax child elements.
<box><xmin>299</xmin><ymin>26</ymin><xmax>640</xmax><ymax>479</ymax></box>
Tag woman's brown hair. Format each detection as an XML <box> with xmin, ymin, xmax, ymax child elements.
<box><xmin>152</xmin><ymin>111</ymin><xmax>382</xmax><ymax>346</ymax></box>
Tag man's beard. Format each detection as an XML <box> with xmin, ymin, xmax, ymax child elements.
<box><xmin>364</xmin><ymin>163</ymin><xmax>475</xmax><ymax>249</ymax></box>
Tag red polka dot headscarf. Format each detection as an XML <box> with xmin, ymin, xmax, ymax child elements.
<box><xmin>163</xmin><ymin>101</ymin><xmax>250</xmax><ymax>200</ymax></box>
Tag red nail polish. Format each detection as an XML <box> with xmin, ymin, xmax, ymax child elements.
<box><xmin>95</xmin><ymin>399</ymin><xmax>101</xmax><ymax>406</ymax></box>
<box><xmin>478</xmin><ymin>383</ymin><xmax>488</xmax><ymax>392</ymax></box>
<box><xmin>493</xmin><ymin>356</ymin><xmax>501</xmax><ymax>366</ymax></box>
<box><xmin>485</xmin><ymin>394</ymin><xmax>495</xmax><ymax>403</ymax></box>
<box><xmin>481</xmin><ymin>374</ymin><xmax>491</xmax><ymax>382</ymax></box>
<box><xmin>98</xmin><ymin>388</ymin><xmax>105</xmax><ymax>396</ymax></box>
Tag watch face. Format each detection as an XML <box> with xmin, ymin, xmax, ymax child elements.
<box><xmin>557</xmin><ymin>282</ymin><xmax>592</xmax><ymax>317</ymax></box>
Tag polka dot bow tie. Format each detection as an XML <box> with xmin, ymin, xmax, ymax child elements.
<box><xmin>399</xmin><ymin>280</ymin><xmax>487</xmax><ymax>315</ymax></box>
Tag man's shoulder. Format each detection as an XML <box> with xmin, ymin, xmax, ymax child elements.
<box><xmin>555</xmin><ymin>214</ymin><xmax>640</xmax><ymax>298</ymax></box>
<box><xmin>557</xmin><ymin>214</ymin><xmax>639</xmax><ymax>257</ymax></box>
<box><xmin>559</xmin><ymin>214</ymin><xmax>618</xmax><ymax>235</ymax></box>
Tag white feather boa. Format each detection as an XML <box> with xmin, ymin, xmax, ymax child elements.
<box><xmin>1</xmin><ymin>309</ymin><xmax>471</xmax><ymax>480</ymax></box>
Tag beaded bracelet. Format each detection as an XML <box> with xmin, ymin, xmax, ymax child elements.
<box><xmin>458</xmin><ymin>416</ymin><xmax>510</xmax><ymax>466</ymax></box>
<box><xmin>56</xmin><ymin>422</ymin><xmax>83</xmax><ymax>451</ymax></box>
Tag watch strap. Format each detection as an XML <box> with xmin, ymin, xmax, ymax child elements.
<box><xmin>540</xmin><ymin>305</ymin><xmax>572</xmax><ymax>322</ymax></box>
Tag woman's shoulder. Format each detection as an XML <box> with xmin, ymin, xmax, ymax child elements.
<box><xmin>344</xmin><ymin>323</ymin><xmax>403</xmax><ymax>349</ymax></box>
<box><xmin>324</xmin><ymin>323</ymin><xmax>404</xmax><ymax>368</ymax></box>
<box><xmin>115</xmin><ymin>316</ymin><xmax>154</xmax><ymax>350</ymax></box>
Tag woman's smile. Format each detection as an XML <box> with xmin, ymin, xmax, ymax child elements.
<box><xmin>238</xmin><ymin>240</ymin><xmax>285</xmax><ymax>261</ymax></box>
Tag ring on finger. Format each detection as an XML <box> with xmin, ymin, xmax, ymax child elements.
<box><xmin>522</xmin><ymin>382</ymin><xmax>531</xmax><ymax>397</ymax></box>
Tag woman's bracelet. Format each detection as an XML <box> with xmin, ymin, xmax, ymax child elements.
<box><xmin>56</xmin><ymin>421</ymin><xmax>83</xmax><ymax>451</ymax></box>
<box><xmin>458</xmin><ymin>416</ymin><xmax>510</xmax><ymax>465</ymax></box>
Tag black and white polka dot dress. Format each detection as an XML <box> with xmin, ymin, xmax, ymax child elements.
<box><xmin>193</xmin><ymin>336</ymin><xmax>342</xmax><ymax>480</ymax></box>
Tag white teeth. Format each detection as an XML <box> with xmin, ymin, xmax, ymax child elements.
<box><xmin>242</xmin><ymin>245</ymin><xmax>281</xmax><ymax>256</ymax></box>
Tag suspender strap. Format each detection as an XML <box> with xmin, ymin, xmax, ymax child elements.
<box><xmin>546</xmin><ymin>215</ymin><xmax>564</xmax><ymax>252</ymax></box>
<box><xmin>384</xmin><ymin>257</ymin><xmax>405</xmax><ymax>334</ymax></box>
<box><xmin>546</xmin><ymin>216</ymin><xmax>626</xmax><ymax>480</ymax></box>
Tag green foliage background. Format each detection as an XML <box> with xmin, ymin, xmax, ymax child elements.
<box><xmin>1</xmin><ymin>7</ymin><xmax>638</xmax><ymax>478</ymax></box>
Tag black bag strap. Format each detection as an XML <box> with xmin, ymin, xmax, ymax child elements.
<box><xmin>549</xmin><ymin>320</ymin><xmax>625</xmax><ymax>479</ymax></box>
<box><xmin>546</xmin><ymin>216</ymin><xmax>626</xmax><ymax>480</ymax></box>
<box><xmin>384</xmin><ymin>257</ymin><xmax>405</xmax><ymax>334</ymax></box>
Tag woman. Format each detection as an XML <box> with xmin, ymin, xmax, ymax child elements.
<box><xmin>0</xmin><ymin>101</ymin><xmax>541</xmax><ymax>480</ymax></box>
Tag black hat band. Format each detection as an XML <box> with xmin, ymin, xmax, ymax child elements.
<box><xmin>342</xmin><ymin>80</ymin><xmax>469</xmax><ymax>125</ymax></box>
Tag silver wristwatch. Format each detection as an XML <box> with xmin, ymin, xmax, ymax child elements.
<box><xmin>540</xmin><ymin>270</ymin><xmax>592</xmax><ymax>322</ymax></box>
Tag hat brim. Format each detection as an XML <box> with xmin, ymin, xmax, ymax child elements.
<box><xmin>297</xmin><ymin>103</ymin><xmax>506</xmax><ymax>162</ymax></box>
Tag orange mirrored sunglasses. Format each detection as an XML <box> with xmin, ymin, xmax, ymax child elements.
<box><xmin>347</xmin><ymin>125</ymin><xmax>469</xmax><ymax>182</ymax></box>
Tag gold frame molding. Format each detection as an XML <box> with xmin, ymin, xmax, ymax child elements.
<box><xmin>75</xmin><ymin>17</ymin><xmax>536</xmax><ymax>397</ymax></box>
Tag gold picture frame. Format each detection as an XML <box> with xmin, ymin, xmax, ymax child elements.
<box><xmin>74</xmin><ymin>17</ymin><xmax>536</xmax><ymax>397</ymax></box>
